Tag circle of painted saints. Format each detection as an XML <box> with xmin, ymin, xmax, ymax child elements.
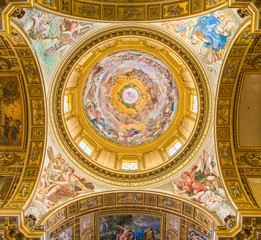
<box><xmin>83</xmin><ymin>50</ymin><xmax>179</xmax><ymax>146</ymax></box>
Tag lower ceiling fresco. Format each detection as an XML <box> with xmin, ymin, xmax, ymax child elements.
<box><xmin>0</xmin><ymin>1</ymin><xmax>261</xmax><ymax>240</ymax></box>
<box><xmin>39</xmin><ymin>192</ymin><xmax>218</xmax><ymax>240</ymax></box>
<box><xmin>25</xmin><ymin>131</ymin><xmax>109</xmax><ymax>222</ymax></box>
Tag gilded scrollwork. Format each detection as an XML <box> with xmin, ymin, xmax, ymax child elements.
<box><xmin>0</xmin><ymin>153</ymin><xmax>24</xmax><ymax>166</ymax></box>
<box><xmin>237</xmin><ymin>152</ymin><xmax>261</xmax><ymax>166</ymax></box>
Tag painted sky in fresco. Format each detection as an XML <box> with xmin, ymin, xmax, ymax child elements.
<box><xmin>13</xmin><ymin>8</ymin><xmax>98</xmax><ymax>90</ymax></box>
<box><xmin>83</xmin><ymin>50</ymin><xmax>179</xmax><ymax>146</ymax></box>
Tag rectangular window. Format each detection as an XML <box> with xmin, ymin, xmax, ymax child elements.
<box><xmin>78</xmin><ymin>140</ymin><xmax>93</xmax><ymax>156</ymax></box>
<box><xmin>192</xmin><ymin>96</ymin><xmax>198</xmax><ymax>113</ymax></box>
<box><xmin>64</xmin><ymin>95</ymin><xmax>70</xmax><ymax>113</ymax></box>
<box><xmin>168</xmin><ymin>141</ymin><xmax>182</xmax><ymax>157</ymax></box>
<box><xmin>122</xmin><ymin>162</ymin><xmax>138</xmax><ymax>170</ymax></box>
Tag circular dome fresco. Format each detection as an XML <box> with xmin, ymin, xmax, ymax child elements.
<box><xmin>82</xmin><ymin>50</ymin><xmax>179</xmax><ymax>146</ymax></box>
<box><xmin>54</xmin><ymin>33</ymin><xmax>211</xmax><ymax>183</ymax></box>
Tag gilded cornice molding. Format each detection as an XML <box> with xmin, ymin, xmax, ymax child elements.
<box><xmin>0</xmin><ymin>0</ymin><xmax>34</xmax><ymax>34</ymax></box>
<box><xmin>228</xmin><ymin>0</ymin><xmax>261</xmax><ymax>34</ymax></box>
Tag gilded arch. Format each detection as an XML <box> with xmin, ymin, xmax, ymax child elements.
<box><xmin>40</xmin><ymin>191</ymin><xmax>221</xmax><ymax>240</ymax></box>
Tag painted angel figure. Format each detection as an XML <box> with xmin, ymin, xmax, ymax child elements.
<box><xmin>190</xmin><ymin>13</ymin><xmax>231</xmax><ymax>63</ymax></box>
<box><xmin>43</xmin><ymin>166</ymin><xmax>94</xmax><ymax>202</ymax></box>
<box><xmin>117</xmin><ymin>225</ymin><xmax>135</xmax><ymax>240</ymax></box>
<box><xmin>46</xmin><ymin>146</ymin><xmax>67</xmax><ymax>177</ymax></box>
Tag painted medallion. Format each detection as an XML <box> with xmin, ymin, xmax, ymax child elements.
<box><xmin>83</xmin><ymin>50</ymin><xmax>179</xmax><ymax>146</ymax></box>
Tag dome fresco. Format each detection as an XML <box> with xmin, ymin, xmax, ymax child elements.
<box><xmin>83</xmin><ymin>50</ymin><xmax>179</xmax><ymax>146</ymax></box>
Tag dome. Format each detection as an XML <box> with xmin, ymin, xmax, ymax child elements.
<box><xmin>52</xmin><ymin>32</ymin><xmax>209</xmax><ymax>180</ymax></box>
<box><xmin>82</xmin><ymin>50</ymin><xmax>179</xmax><ymax>146</ymax></box>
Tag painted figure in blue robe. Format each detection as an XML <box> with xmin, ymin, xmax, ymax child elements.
<box><xmin>123</xmin><ymin>128</ymin><xmax>140</xmax><ymax>139</ymax></box>
<box><xmin>134</xmin><ymin>226</ymin><xmax>144</xmax><ymax>240</ymax></box>
<box><xmin>101</xmin><ymin>224</ymin><xmax>107</xmax><ymax>233</ymax></box>
<box><xmin>191</xmin><ymin>13</ymin><xmax>230</xmax><ymax>63</ymax></box>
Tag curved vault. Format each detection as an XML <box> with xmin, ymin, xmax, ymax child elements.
<box><xmin>39</xmin><ymin>191</ymin><xmax>221</xmax><ymax>240</ymax></box>
<box><xmin>0</xmin><ymin>26</ymin><xmax>46</xmax><ymax>214</ymax></box>
<box><xmin>50</xmin><ymin>24</ymin><xmax>212</xmax><ymax>185</ymax></box>
<box><xmin>215</xmin><ymin>23</ymin><xmax>261</xmax><ymax>238</ymax></box>
<box><xmin>32</xmin><ymin>0</ymin><xmax>227</xmax><ymax>22</ymax></box>
<box><xmin>216</xmin><ymin>24</ymin><xmax>261</xmax><ymax>210</ymax></box>
<box><xmin>81</xmin><ymin>49</ymin><xmax>180</xmax><ymax>146</ymax></box>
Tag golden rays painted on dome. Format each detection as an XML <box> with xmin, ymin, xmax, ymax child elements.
<box><xmin>82</xmin><ymin>50</ymin><xmax>179</xmax><ymax>146</ymax></box>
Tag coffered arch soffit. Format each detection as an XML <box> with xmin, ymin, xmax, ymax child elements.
<box><xmin>5</xmin><ymin>0</ymin><xmax>228</xmax><ymax>23</ymax></box>
<box><xmin>216</xmin><ymin>23</ymin><xmax>261</xmax><ymax>214</ymax></box>
<box><xmin>0</xmin><ymin>23</ymin><xmax>46</xmax><ymax>210</ymax></box>
<box><xmin>38</xmin><ymin>191</ymin><xmax>222</xmax><ymax>239</ymax></box>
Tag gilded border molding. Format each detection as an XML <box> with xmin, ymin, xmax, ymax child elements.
<box><xmin>33</xmin><ymin>0</ymin><xmax>227</xmax><ymax>22</ymax></box>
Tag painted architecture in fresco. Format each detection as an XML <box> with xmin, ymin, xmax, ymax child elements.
<box><xmin>100</xmin><ymin>215</ymin><xmax>161</xmax><ymax>240</ymax></box>
<box><xmin>83</xmin><ymin>50</ymin><xmax>179</xmax><ymax>146</ymax></box>
<box><xmin>0</xmin><ymin>76</ymin><xmax>22</xmax><ymax>146</ymax></box>
<box><xmin>50</xmin><ymin>227</ymin><xmax>73</xmax><ymax>240</ymax></box>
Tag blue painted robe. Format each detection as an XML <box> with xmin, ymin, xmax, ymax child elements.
<box><xmin>191</xmin><ymin>14</ymin><xmax>230</xmax><ymax>51</ymax></box>
<box><xmin>134</xmin><ymin>229</ymin><xmax>144</xmax><ymax>240</ymax></box>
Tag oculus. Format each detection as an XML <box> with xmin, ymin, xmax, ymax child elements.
<box><xmin>83</xmin><ymin>50</ymin><xmax>179</xmax><ymax>146</ymax></box>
